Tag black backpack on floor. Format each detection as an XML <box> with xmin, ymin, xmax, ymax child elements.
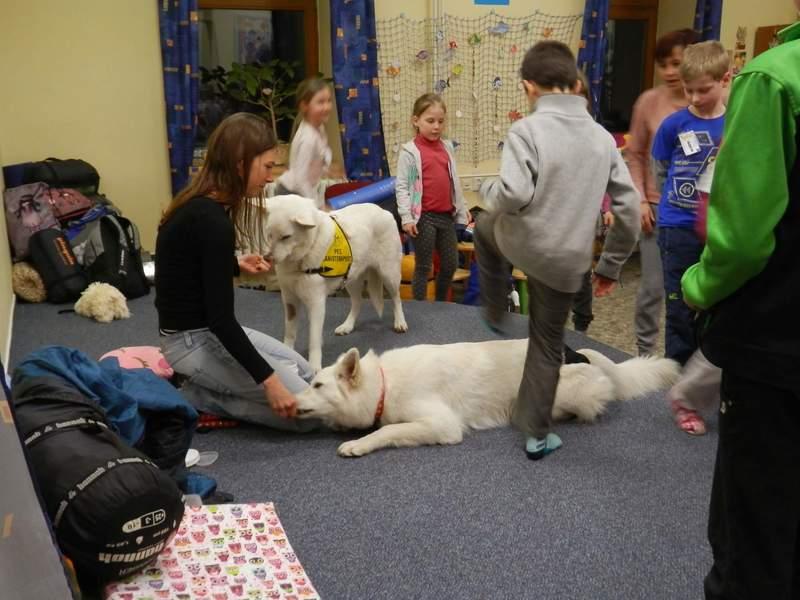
<box><xmin>22</xmin><ymin>158</ymin><xmax>100</xmax><ymax>196</ymax></box>
<box><xmin>28</xmin><ymin>228</ymin><xmax>89</xmax><ymax>303</ymax></box>
<box><xmin>10</xmin><ymin>376</ymin><xmax>184</xmax><ymax>582</ymax></box>
<box><xmin>70</xmin><ymin>213</ymin><xmax>149</xmax><ymax>299</ymax></box>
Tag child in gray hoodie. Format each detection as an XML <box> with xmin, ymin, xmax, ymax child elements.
<box><xmin>477</xmin><ymin>41</ymin><xmax>640</xmax><ymax>460</ymax></box>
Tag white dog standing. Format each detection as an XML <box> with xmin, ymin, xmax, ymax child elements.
<box><xmin>261</xmin><ymin>195</ymin><xmax>408</xmax><ymax>371</ymax></box>
<box><xmin>295</xmin><ymin>340</ymin><xmax>681</xmax><ymax>456</ymax></box>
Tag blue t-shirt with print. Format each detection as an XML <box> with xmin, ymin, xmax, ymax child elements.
<box><xmin>651</xmin><ymin>108</ymin><xmax>724</xmax><ymax>229</ymax></box>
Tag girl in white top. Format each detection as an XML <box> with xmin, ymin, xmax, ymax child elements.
<box><xmin>275</xmin><ymin>78</ymin><xmax>333</xmax><ymax>208</ymax></box>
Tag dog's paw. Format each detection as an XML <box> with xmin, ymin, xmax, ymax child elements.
<box><xmin>334</xmin><ymin>322</ymin><xmax>354</xmax><ymax>336</ymax></box>
<box><xmin>393</xmin><ymin>321</ymin><xmax>408</xmax><ymax>333</ymax></box>
<box><xmin>337</xmin><ymin>440</ymin><xmax>370</xmax><ymax>457</ymax></box>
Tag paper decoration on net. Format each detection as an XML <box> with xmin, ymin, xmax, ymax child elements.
<box><xmin>488</xmin><ymin>22</ymin><xmax>510</xmax><ymax>35</ymax></box>
<box><xmin>376</xmin><ymin>11</ymin><xmax>582</xmax><ymax>168</ymax></box>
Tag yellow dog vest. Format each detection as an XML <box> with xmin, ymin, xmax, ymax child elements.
<box><xmin>305</xmin><ymin>217</ymin><xmax>353</xmax><ymax>279</ymax></box>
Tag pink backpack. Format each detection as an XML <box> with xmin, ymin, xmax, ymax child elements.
<box><xmin>3</xmin><ymin>182</ymin><xmax>59</xmax><ymax>261</ymax></box>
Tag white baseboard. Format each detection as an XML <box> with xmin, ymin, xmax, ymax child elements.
<box><xmin>4</xmin><ymin>293</ymin><xmax>15</xmax><ymax>372</ymax></box>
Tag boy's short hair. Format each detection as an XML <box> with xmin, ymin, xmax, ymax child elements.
<box><xmin>680</xmin><ymin>41</ymin><xmax>730</xmax><ymax>81</ymax></box>
<box><xmin>520</xmin><ymin>41</ymin><xmax>578</xmax><ymax>90</ymax></box>
<box><xmin>655</xmin><ymin>29</ymin><xmax>700</xmax><ymax>62</ymax></box>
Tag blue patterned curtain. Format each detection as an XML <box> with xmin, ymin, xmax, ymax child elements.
<box><xmin>158</xmin><ymin>0</ymin><xmax>199</xmax><ymax>195</ymax></box>
<box><xmin>577</xmin><ymin>0</ymin><xmax>609</xmax><ymax>121</ymax></box>
<box><xmin>330</xmin><ymin>0</ymin><xmax>388</xmax><ymax>180</ymax></box>
<box><xmin>694</xmin><ymin>0</ymin><xmax>723</xmax><ymax>41</ymax></box>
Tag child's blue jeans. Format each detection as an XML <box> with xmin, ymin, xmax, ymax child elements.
<box><xmin>658</xmin><ymin>226</ymin><xmax>704</xmax><ymax>365</ymax></box>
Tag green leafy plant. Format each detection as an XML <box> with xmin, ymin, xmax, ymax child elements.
<box><xmin>201</xmin><ymin>59</ymin><xmax>301</xmax><ymax>140</ymax></box>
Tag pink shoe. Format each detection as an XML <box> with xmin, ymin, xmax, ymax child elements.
<box><xmin>671</xmin><ymin>400</ymin><xmax>707</xmax><ymax>436</ymax></box>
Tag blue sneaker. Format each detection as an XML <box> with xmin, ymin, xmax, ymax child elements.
<box><xmin>480</xmin><ymin>312</ymin><xmax>509</xmax><ymax>337</ymax></box>
<box><xmin>525</xmin><ymin>433</ymin><xmax>563</xmax><ymax>460</ymax></box>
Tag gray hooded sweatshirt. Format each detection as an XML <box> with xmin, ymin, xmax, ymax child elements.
<box><xmin>481</xmin><ymin>94</ymin><xmax>641</xmax><ymax>293</ymax></box>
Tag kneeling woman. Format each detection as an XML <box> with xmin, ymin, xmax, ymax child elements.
<box><xmin>156</xmin><ymin>112</ymin><xmax>314</xmax><ymax>429</ymax></box>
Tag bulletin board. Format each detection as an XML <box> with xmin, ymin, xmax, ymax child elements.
<box><xmin>377</xmin><ymin>11</ymin><xmax>583</xmax><ymax>170</ymax></box>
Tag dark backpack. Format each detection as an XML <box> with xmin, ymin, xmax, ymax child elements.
<box><xmin>3</xmin><ymin>182</ymin><xmax>60</xmax><ymax>261</ymax></box>
<box><xmin>10</xmin><ymin>376</ymin><xmax>184</xmax><ymax>583</ymax></box>
<box><xmin>22</xmin><ymin>158</ymin><xmax>100</xmax><ymax>196</ymax></box>
<box><xmin>28</xmin><ymin>229</ymin><xmax>89</xmax><ymax>304</ymax></box>
<box><xmin>70</xmin><ymin>214</ymin><xmax>150</xmax><ymax>299</ymax></box>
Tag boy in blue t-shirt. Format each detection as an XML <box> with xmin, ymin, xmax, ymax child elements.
<box><xmin>651</xmin><ymin>40</ymin><xmax>730</xmax><ymax>366</ymax></box>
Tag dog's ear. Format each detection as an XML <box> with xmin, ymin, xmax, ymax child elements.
<box><xmin>291</xmin><ymin>209</ymin><xmax>316</xmax><ymax>229</ymax></box>
<box><xmin>337</xmin><ymin>347</ymin><xmax>361</xmax><ymax>386</ymax></box>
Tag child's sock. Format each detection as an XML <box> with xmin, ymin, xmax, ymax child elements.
<box><xmin>525</xmin><ymin>432</ymin><xmax>562</xmax><ymax>460</ymax></box>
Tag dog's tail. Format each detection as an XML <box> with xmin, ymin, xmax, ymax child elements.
<box><xmin>366</xmin><ymin>268</ymin><xmax>385</xmax><ymax>317</ymax></box>
<box><xmin>577</xmin><ymin>348</ymin><xmax>681</xmax><ymax>401</ymax></box>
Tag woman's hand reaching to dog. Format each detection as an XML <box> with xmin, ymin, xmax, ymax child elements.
<box><xmin>263</xmin><ymin>374</ymin><xmax>297</xmax><ymax>419</ymax></box>
<box><xmin>238</xmin><ymin>254</ymin><xmax>272</xmax><ymax>274</ymax></box>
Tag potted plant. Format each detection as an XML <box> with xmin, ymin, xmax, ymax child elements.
<box><xmin>223</xmin><ymin>58</ymin><xmax>302</xmax><ymax>141</ymax></box>
<box><xmin>200</xmin><ymin>59</ymin><xmax>301</xmax><ymax>147</ymax></box>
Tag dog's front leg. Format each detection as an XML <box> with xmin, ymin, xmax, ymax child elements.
<box><xmin>281</xmin><ymin>289</ymin><xmax>301</xmax><ymax>350</ymax></box>
<box><xmin>335</xmin><ymin>279</ymin><xmax>364</xmax><ymax>336</ymax></box>
<box><xmin>306</xmin><ymin>295</ymin><xmax>326</xmax><ymax>372</ymax></box>
<box><xmin>337</xmin><ymin>416</ymin><xmax>463</xmax><ymax>457</ymax></box>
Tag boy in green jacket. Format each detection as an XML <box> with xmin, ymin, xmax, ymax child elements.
<box><xmin>681</xmin><ymin>10</ymin><xmax>800</xmax><ymax>597</ymax></box>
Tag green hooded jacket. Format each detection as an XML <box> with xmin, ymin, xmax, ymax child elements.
<box><xmin>681</xmin><ymin>22</ymin><xmax>800</xmax><ymax>383</ymax></box>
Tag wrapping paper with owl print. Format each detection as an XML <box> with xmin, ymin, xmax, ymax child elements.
<box><xmin>104</xmin><ymin>503</ymin><xmax>320</xmax><ymax>600</ymax></box>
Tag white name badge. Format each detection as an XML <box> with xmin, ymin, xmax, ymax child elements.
<box><xmin>679</xmin><ymin>131</ymin><xmax>701</xmax><ymax>156</ymax></box>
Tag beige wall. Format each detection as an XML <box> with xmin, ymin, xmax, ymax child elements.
<box><xmin>375</xmin><ymin>0</ymin><xmax>584</xmax><ymax>23</ymax></box>
<box><xmin>0</xmin><ymin>1</ymin><xmax>171</xmax><ymax>253</ymax></box>
<box><xmin>0</xmin><ymin>143</ymin><xmax>14</xmax><ymax>366</ymax></box>
<box><xmin>318</xmin><ymin>0</ymin><xmax>345</xmax><ymax>171</ymax></box>
<box><xmin>721</xmin><ymin>0</ymin><xmax>798</xmax><ymax>58</ymax></box>
<box><xmin>658</xmin><ymin>0</ymin><xmax>798</xmax><ymax>59</ymax></box>
<box><xmin>657</xmin><ymin>0</ymin><xmax>696</xmax><ymax>40</ymax></box>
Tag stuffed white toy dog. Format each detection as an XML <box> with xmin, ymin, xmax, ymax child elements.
<box><xmin>74</xmin><ymin>282</ymin><xmax>130</xmax><ymax>323</ymax></box>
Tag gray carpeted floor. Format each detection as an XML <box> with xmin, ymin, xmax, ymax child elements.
<box><xmin>11</xmin><ymin>289</ymin><xmax>715</xmax><ymax>599</ymax></box>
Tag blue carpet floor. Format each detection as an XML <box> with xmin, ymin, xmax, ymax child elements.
<box><xmin>11</xmin><ymin>289</ymin><xmax>716</xmax><ymax>599</ymax></box>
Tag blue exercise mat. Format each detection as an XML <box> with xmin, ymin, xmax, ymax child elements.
<box><xmin>328</xmin><ymin>177</ymin><xmax>396</xmax><ymax>209</ymax></box>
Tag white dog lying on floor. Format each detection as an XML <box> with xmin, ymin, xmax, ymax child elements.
<box><xmin>261</xmin><ymin>195</ymin><xmax>408</xmax><ymax>371</ymax></box>
<box><xmin>295</xmin><ymin>340</ymin><xmax>681</xmax><ymax>456</ymax></box>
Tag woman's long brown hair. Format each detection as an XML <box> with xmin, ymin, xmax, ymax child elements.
<box><xmin>160</xmin><ymin>112</ymin><xmax>276</xmax><ymax>249</ymax></box>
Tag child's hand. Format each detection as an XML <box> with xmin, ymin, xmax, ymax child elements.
<box><xmin>592</xmin><ymin>273</ymin><xmax>617</xmax><ymax>297</ymax></box>
<box><xmin>602</xmin><ymin>211</ymin><xmax>615</xmax><ymax>228</ymax></box>
<box><xmin>402</xmin><ymin>223</ymin><xmax>418</xmax><ymax>237</ymax></box>
<box><xmin>238</xmin><ymin>254</ymin><xmax>272</xmax><ymax>274</ymax></box>
<box><xmin>640</xmin><ymin>201</ymin><xmax>655</xmax><ymax>233</ymax></box>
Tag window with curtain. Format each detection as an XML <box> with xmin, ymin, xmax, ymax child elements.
<box><xmin>196</xmin><ymin>1</ymin><xmax>318</xmax><ymax>145</ymax></box>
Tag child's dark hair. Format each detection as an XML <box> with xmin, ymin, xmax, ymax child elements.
<box><xmin>520</xmin><ymin>41</ymin><xmax>578</xmax><ymax>90</ymax></box>
<box><xmin>296</xmin><ymin>77</ymin><xmax>330</xmax><ymax>112</ymax></box>
<box><xmin>654</xmin><ymin>28</ymin><xmax>700</xmax><ymax>63</ymax></box>
<box><xmin>412</xmin><ymin>93</ymin><xmax>446</xmax><ymax>118</ymax></box>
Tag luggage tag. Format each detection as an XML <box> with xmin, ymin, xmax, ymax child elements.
<box><xmin>678</xmin><ymin>131</ymin><xmax>701</xmax><ymax>156</ymax></box>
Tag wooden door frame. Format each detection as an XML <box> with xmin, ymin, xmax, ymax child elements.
<box><xmin>199</xmin><ymin>0</ymin><xmax>319</xmax><ymax>76</ymax></box>
<box><xmin>609</xmin><ymin>0</ymin><xmax>659</xmax><ymax>88</ymax></box>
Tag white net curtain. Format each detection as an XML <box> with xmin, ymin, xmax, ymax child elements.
<box><xmin>377</xmin><ymin>11</ymin><xmax>583</xmax><ymax>170</ymax></box>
